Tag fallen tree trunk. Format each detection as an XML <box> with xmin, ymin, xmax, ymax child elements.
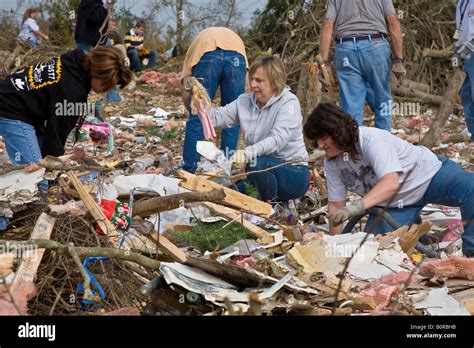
<box><xmin>132</xmin><ymin>189</ymin><xmax>226</xmax><ymax>217</ymax></box>
<box><xmin>391</xmin><ymin>84</ymin><xmax>444</xmax><ymax>105</ymax></box>
<box><xmin>420</xmin><ymin>68</ymin><xmax>466</xmax><ymax>148</ymax></box>
<box><xmin>0</xmin><ymin>239</ymin><xmax>162</xmax><ymax>270</ymax></box>
<box><xmin>422</xmin><ymin>47</ymin><xmax>452</xmax><ymax>59</ymax></box>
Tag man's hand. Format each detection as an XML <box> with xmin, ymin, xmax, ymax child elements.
<box><xmin>392</xmin><ymin>58</ymin><xmax>407</xmax><ymax>78</ymax></box>
<box><xmin>137</xmin><ymin>44</ymin><xmax>144</xmax><ymax>51</ymax></box>
<box><xmin>329</xmin><ymin>199</ymin><xmax>365</xmax><ymax>226</ymax></box>
<box><xmin>230</xmin><ymin>150</ymin><xmax>247</xmax><ymax>166</ymax></box>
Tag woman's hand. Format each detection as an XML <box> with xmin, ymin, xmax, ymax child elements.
<box><xmin>230</xmin><ymin>150</ymin><xmax>247</xmax><ymax>165</ymax></box>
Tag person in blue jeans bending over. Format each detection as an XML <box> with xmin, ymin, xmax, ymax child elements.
<box><xmin>0</xmin><ymin>47</ymin><xmax>133</xmax><ymax>231</ymax></box>
<box><xmin>181</xmin><ymin>27</ymin><xmax>249</xmax><ymax>174</ymax></box>
<box><xmin>319</xmin><ymin>0</ymin><xmax>406</xmax><ymax>131</ymax></box>
<box><xmin>455</xmin><ymin>0</ymin><xmax>474</xmax><ymax>143</ymax></box>
<box><xmin>198</xmin><ymin>55</ymin><xmax>310</xmax><ymax>204</ymax></box>
<box><xmin>304</xmin><ymin>103</ymin><xmax>474</xmax><ymax>258</ymax></box>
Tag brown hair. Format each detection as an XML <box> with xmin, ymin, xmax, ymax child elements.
<box><xmin>249</xmin><ymin>55</ymin><xmax>287</xmax><ymax>95</ymax></box>
<box><xmin>135</xmin><ymin>20</ymin><xmax>145</xmax><ymax>29</ymax></box>
<box><xmin>22</xmin><ymin>7</ymin><xmax>37</xmax><ymax>24</ymax></box>
<box><xmin>81</xmin><ymin>46</ymin><xmax>133</xmax><ymax>91</ymax></box>
<box><xmin>304</xmin><ymin>102</ymin><xmax>360</xmax><ymax>161</ymax></box>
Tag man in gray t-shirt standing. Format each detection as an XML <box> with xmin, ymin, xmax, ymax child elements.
<box><xmin>304</xmin><ymin>103</ymin><xmax>474</xmax><ymax>258</ymax></box>
<box><xmin>319</xmin><ymin>0</ymin><xmax>406</xmax><ymax>131</ymax></box>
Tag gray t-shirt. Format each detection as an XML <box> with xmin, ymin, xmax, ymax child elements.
<box><xmin>325</xmin><ymin>127</ymin><xmax>442</xmax><ymax>208</ymax></box>
<box><xmin>325</xmin><ymin>0</ymin><xmax>396</xmax><ymax>39</ymax></box>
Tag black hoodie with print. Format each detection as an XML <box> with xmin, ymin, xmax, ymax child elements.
<box><xmin>0</xmin><ymin>49</ymin><xmax>91</xmax><ymax>157</ymax></box>
<box><xmin>74</xmin><ymin>0</ymin><xmax>108</xmax><ymax>47</ymax></box>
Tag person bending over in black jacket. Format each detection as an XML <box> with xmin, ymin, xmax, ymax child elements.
<box><xmin>0</xmin><ymin>46</ymin><xmax>133</xmax><ymax>163</ymax></box>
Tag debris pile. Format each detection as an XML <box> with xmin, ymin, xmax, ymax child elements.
<box><xmin>0</xmin><ymin>67</ymin><xmax>473</xmax><ymax>317</ymax></box>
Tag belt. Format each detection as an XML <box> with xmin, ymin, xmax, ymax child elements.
<box><xmin>336</xmin><ymin>33</ymin><xmax>386</xmax><ymax>43</ymax></box>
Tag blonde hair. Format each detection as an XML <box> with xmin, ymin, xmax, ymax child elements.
<box><xmin>81</xmin><ymin>46</ymin><xmax>133</xmax><ymax>91</ymax></box>
<box><xmin>249</xmin><ymin>55</ymin><xmax>287</xmax><ymax>95</ymax></box>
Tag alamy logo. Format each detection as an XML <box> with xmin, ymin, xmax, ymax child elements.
<box><xmin>18</xmin><ymin>322</ymin><xmax>56</xmax><ymax>341</ymax></box>
<box><xmin>55</xmin><ymin>100</ymin><xmax>95</xmax><ymax>117</ymax></box>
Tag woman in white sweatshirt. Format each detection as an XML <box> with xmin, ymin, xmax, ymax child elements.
<box><xmin>208</xmin><ymin>55</ymin><xmax>310</xmax><ymax>203</ymax></box>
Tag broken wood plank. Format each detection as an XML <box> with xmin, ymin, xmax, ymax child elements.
<box><xmin>11</xmin><ymin>213</ymin><xmax>56</xmax><ymax>288</ymax></box>
<box><xmin>133</xmin><ymin>189</ymin><xmax>226</xmax><ymax>217</ymax></box>
<box><xmin>158</xmin><ymin>235</ymin><xmax>187</xmax><ymax>263</ymax></box>
<box><xmin>68</xmin><ymin>171</ymin><xmax>120</xmax><ymax>239</ymax></box>
<box><xmin>204</xmin><ymin>202</ymin><xmax>274</xmax><ymax>244</ymax></box>
<box><xmin>3</xmin><ymin>213</ymin><xmax>56</xmax><ymax>315</ymax></box>
<box><xmin>177</xmin><ymin>170</ymin><xmax>272</xmax><ymax>217</ymax></box>
<box><xmin>452</xmin><ymin>288</ymin><xmax>474</xmax><ymax>315</ymax></box>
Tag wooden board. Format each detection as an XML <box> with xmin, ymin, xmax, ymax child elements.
<box><xmin>178</xmin><ymin>170</ymin><xmax>272</xmax><ymax>217</ymax></box>
<box><xmin>158</xmin><ymin>235</ymin><xmax>187</xmax><ymax>263</ymax></box>
<box><xmin>11</xmin><ymin>213</ymin><xmax>56</xmax><ymax>288</ymax></box>
<box><xmin>204</xmin><ymin>202</ymin><xmax>274</xmax><ymax>244</ymax></box>
<box><xmin>68</xmin><ymin>171</ymin><xmax>121</xmax><ymax>240</ymax></box>
<box><xmin>452</xmin><ymin>288</ymin><xmax>474</xmax><ymax>315</ymax></box>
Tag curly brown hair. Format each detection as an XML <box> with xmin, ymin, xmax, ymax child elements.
<box><xmin>303</xmin><ymin>102</ymin><xmax>360</xmax><ymax>161</ymax></box>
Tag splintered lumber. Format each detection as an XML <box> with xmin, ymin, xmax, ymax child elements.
<box><xmin>68</xmin><ymin>171</ymin><xmax>120</xmax><ymax>239</ymax></box>
<box><xmin>388</xmin><ymin>222</ymin><xmax>432</xmax><ymax>256</ymax></box>
<box><xmin>133</xmin><ymin>189</ymin><xmax>226</xmax><ymax>217</ymax></box>
<box><xmin>12</xmin><ymin>213</ymin><xmax>56</xmax><ymax>286</ymax></box>
<box><xmin>3</xmin><ymin>213</ymin><xmax>56</xmax><ymax>315</ymax></box>
<box><xmin>420</xmin><ymin>69</ymin><xmax>466</xmax><ymax>148</ymax></box>
<box><xmin>158</xmin><ymin>235</ymin><xmax>187</xmax><ymax>263</ymax></box>
<box><xmin>204</xmin><ymin>202</ymin><xmax>274</xmax><ymax>244</ymax></box>
<box><xmin>452</xmin><ymin>288</ymin><xmax>474</xmax><ymax>315</ymax></box>
<box><xmin>177</xmin><ymin>170</ymin><xmax>272</xmax><ymax>217</ymax></box>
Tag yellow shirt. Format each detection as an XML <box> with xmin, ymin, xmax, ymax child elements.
<box><xmin>180</xmin><ymin>27</ymin><xmax>248</xmax><ymax>81</ymax></box>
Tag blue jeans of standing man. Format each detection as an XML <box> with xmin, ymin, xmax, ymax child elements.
<box><xmin>182</xmin><ymin>49</ymin><xmax>246</xmax><ymax>173</ymax></box>
<box><xmin>460</xmin><ymin>54</ymin><xmax>474</xmax><ymax>141</ymax></box>
<box><xmin>0</xmin><ymin>117</ymin><xmax>46</xmax><ymax>231</ymax></box>
<box><xmin>127</xmin><ymin>49</ymin><xmax>158</xmax><ymax>72</ymax></box>
<box><xmin>365</xmin><ymin>156</ymin><xmax>474</xmax><ymax>256</ymax></box>
<box><xmin>336</xmin><ymin>36</ymin><xmax>393</xmax><ymax>131</ymax></box>
<box><xmin>243</xmin><ymin>156</ymin><xmax>310</xmax><ymax>202</ymax></box>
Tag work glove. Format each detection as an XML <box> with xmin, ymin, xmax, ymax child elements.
<box><xmin>230</xmin><ymin>149</ymin><xmax>247</xmax><ymax>166</ymax></box>
<box><xmin>329</xmin><ymin>199</ymin><xmax>365</xmax><ymax>226</ymax></box>
<box><xmin>392</xmin><ymin>58</ymin><xmax>407</xmax><ymax>78</ymax></box>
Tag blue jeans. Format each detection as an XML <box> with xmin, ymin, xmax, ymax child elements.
<box><xmin>336</xmin><ymin>37</ymin><xmax>392</xmax><ymax>131</ymax></box>
<box><xmin>242</xmin><ymin>156</ymin><xmax>310</xmax><ymax>202</ymax></box>
<box><xmin>127</xmin><ymin>49</ymin><xmax>158</xmax><ymax>72</ymax></box>
<box><xmin>0</xmin><ymin>117</ymin><xmax>46</xmax><ymax>231</ymax></box>
<box><xmin>365</xmin><ymin>156</ymin><xmax>474</xmax><ymax>255</ymax></box>
<box><xmin>461</xmin><ymin>54</ymin><xmax>474</xmax><ymax>140</ymax></box>
<box><xmin>182</xmin><ymin>49</ymin><xmax>246</xmax><ymax>173</ymax></box>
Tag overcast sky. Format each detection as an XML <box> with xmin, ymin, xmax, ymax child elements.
<box><xmin>0</xmin><ymin>0</ymin><xmax>267</xmax><ymax>27</ymax></box>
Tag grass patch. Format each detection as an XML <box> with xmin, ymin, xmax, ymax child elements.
<box><xmin>168</xmin><ymin>220</ymin><xmax>256</xmax><ymax>253</ymax></box>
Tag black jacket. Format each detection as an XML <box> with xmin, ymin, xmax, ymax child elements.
<box><xmin>0</xmin><ymin>49</ymin><xmax>92</xmax><ymax>157</ymax></box>
<box><xmin>74</xmin><ymin>0</ymin><xmax>108</xmax><ymax>47</ymax></box>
